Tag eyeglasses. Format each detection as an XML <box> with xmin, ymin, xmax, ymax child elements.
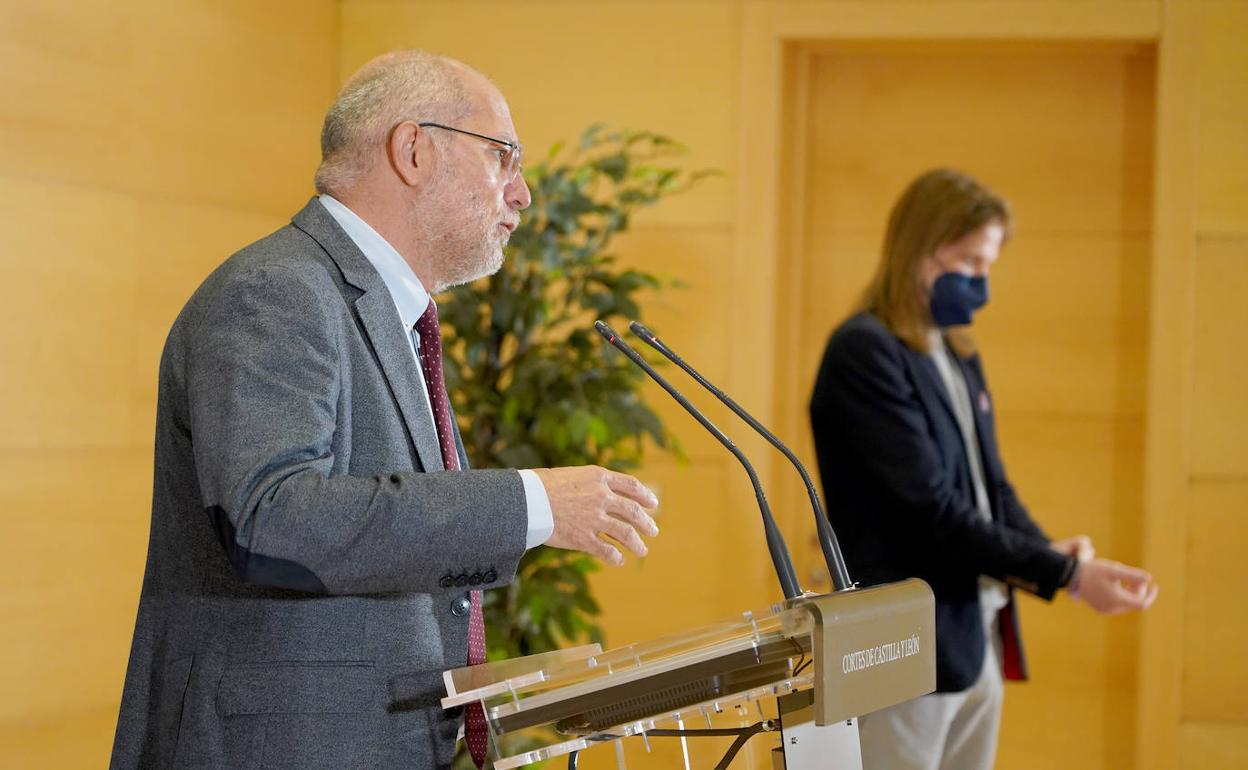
<box><xmin>418</xmin><ymin>121</ymin><xmax>524</xmax><ymax>182</ymax></box>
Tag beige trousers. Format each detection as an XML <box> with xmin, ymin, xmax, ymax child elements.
<box><xmin>858</xmin><ymin>611</ymin><xmax>1004</xmax><ymax>770</ymax></box>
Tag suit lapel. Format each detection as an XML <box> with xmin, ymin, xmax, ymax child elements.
<box><xmin>354</xmin><ymin>291</ymin><xmax>445</xmax><ymax>471</ymax></box>
<box><xmin>290</xmin><ymin>198</ymin><xmax>445</xmax><ymax>472</ymax></box>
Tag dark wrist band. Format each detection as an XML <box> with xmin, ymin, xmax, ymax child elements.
<box><xmin>1060</xmin><ymin>555</ymin><xmax>1080</xmax><ymax>590</ymax></box>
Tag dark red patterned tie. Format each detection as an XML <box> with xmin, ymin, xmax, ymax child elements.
<box><xmin>415</xmin><ymin>302</ymin><xmax>489</xmax><ymax>768</ymax></box>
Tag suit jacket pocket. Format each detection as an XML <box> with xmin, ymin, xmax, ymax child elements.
<box><xmin>215</xmin><ymin>661</ymin><xmax>380</xmax><ymax>715</ymax></box>
<box><xmin>215</xmin><ymin>662</ymin><xmax>383</xmax><ymax>770</ymax></box>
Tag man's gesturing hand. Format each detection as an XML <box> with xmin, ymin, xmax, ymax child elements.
<box><xmin>532</xmin><ymin>466</ymin><xmax>660</xmax><ymax>567</ymax></box>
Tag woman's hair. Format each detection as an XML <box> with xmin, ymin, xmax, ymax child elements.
<box><xmin>857</xmin><ymin>168</ymin><xmax>1011</xmax><ymax>354</ymax></box>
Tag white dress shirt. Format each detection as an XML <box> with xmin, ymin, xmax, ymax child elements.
<box><xmin>319</xmin><ymin>194</ymin><xmax>553</xmax><ymax>549</ymax></box>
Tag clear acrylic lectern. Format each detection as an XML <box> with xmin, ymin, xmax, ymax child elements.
<box><xmin>442</xmin><ymin>578</ymin><xmax>936</xmax><ymax>769</ymax></box>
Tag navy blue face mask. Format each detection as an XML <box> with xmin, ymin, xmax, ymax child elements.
<box><xmin>929</xmin><ymin>272</ymin><xmax>989</xmax><ymax>327</ymax></box>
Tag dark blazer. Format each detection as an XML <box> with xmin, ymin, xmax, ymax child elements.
<box><xmin>809</xmin><ymin>312</ymin><xmax>1075</xmax><ymax>693</ymax></box>
<box><xmin>110</xmin><ymin>199</ymin><xmax>529</xmax><ymax>769</ymax></box>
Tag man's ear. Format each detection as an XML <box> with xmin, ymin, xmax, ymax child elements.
<box><xmin>388</xmin><ymin>120</ymin><xmax>424</xmax><ymax>187</ymax></box>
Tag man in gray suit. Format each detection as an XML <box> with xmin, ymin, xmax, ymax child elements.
<box><xmin>111</xmin><ymin>51</ymin><xmax>660</xmax><ymax>770</ymax></box>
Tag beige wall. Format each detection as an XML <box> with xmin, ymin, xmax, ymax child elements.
<box><xmin>0</xmin><ymin>1</ymin><xmax>338</xmax><ymax>766</ymax></box>
<box><xmin>1</xmin><ymin>1</ymin><xmax>1245</xmax><ymax>768</ymax></box>
<box><xmin>1140</xmin><ymin>2</ymin><xmax>1248</xmax><ymax>769</ymax></box>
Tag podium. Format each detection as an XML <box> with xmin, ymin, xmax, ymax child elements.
<box><xmin>442</xmin><ymin>579</ymin><xmax>935</xmax><ymax>769</ymax></box>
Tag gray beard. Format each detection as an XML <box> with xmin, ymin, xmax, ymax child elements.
<box><xmin>435</xmin><ymin>239</ymin><xmax>503</xmax><ymax>292</ymax></box>
<box><xmin>411</xmin><ymin>188</ymin><xmax>504</xmax><ymax>293</ymax></box>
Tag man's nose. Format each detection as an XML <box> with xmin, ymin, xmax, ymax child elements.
<box><xmin>506</xmin><ymin>173</ymin><xmax>531</xmax><ymax>210</ymax></box>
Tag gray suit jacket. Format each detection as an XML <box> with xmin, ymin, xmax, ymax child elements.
<box><xmin>110</xmin><ymin>199</ymin><xmax>528</xmax><ymax>770</ymax></box>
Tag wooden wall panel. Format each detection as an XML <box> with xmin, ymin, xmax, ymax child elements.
<box><xmin>1189</xmin><ymin>237</ymin><xmax>1248</xmax><ymax>477</ymax></box>
<box><xmin>0</xmin><ymin>181</ymin><xmax>140</xmax><ymax>450</ymax></box>
<box><xmin>995</xmin><ymin>416</ymin><xmax>1145</xmax><ymax>767</ymax></box>
<box><xmin>1182</xmin><ymin>480</ymin><xmax>1248</xmax><ymax>722</ymax></box>
<box><xmin>0</xmin><ymin>2</ymin><xmax>337</xmax><ymax>767</ymax></box>
<box><xmin>1180</xmin><ymin>10</ymin><xmax>1248</xmax><ymax>758</ymax></box>
<box><xmin>0</xmin><ymin>180</ymin><xmax>284</xmax><ymax>452</ymax></box>
<box><xmin>1195</xmin><ymin>2</ymin><xmax>1248</xmax><ymax>235</ymax></box>
<box><xmin>613</xmin><ymin>228</ymin><xmax>739</xmax><ymax>465</ymax></box>
<box><xmin>0</xmin><ymin>450</ymin><xmax>151</xmax><ymax>720</ymax></box>
<box><xmin>1142</xmin><ymin>0</ymin><xmax>1248</xmax><ymax>765</ymax></box>
<box><xmin>0</xmin><ymin>0</ymin><xmax>335</xmax><ymax>218</ymax></box>
<box><xmin>0</xmin><ymin>709</ymin><xmax>121</xmax><ymax>770</ymax></box>
<box><xmin>340</xmin><ymin>0</ymin><xmax>737</xmax><ymax>229</ymax></box>
<box><xmin>1183</xmin><ymin>0</ymin><xmax>1248</xmax><ymax>750</ymax></box>
<box><xmin>977</xmin><ymin>236</ymin><xmax>1151</xmax><ymax>418</ymax></box>
<box><xmin>995</xmin><ymin>417</ymin><xmax>1146</xmax><ymax>560</ymax></box>
<box><xmin>1180</xmin><ymin>724</ymin><xmax>1248</xmax><ymax>770</ymax></box>
<box><xmin>804</xmin><ymin>44</ymin><xmax>1155</xmax><ymax>237</ymax></box>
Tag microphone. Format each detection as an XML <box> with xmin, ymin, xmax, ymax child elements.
<box><xmin>629</xmin><ymin>321</ymin><xmax>853</xmax><ymax>592</ymax></box>
<box><xmin>594</xmin><ymin>320</ymin><xmax>802</xmax><ymax>601</ymax></box>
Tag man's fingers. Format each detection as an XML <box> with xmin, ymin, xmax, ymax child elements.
<box><xmin>588</xmin><ymin>537</ymin><xmax>625</xmax><ymax>567</ymax></box>
<box><xmin>599</xmin><ymin>515</ymin><xmax>648</xmax><ymax>558</ymax></box>
<box><xmin>605</xmin><ymin>493</ymin><xmax>660</xmax><ymax>537</ymax></box>
<box><xmin>548</xmin><ymin>525</ymin><xmax>626</xmax><ymax>567</ymax></box>
<box><xmin>605</xmin><ymin>470</ymin><xmax>658</xmax><ymax>508</ymax></box>
<box><xmin>541</xmin><ymin>466</ymin><xmax>662</xmax><ymax>565</ymax></box>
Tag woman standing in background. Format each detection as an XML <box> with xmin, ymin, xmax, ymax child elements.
<box><xmin>809</xmin><ymin>169</ymin><xmax>1158</xmax><ymax>770</ymax></box>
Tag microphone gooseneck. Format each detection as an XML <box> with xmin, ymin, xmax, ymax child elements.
<box><xmin>594</xmin><ymin>320</ymin><xmax>802</xmax><ymax>601</ymax></box>
<box><xmin>629</xmin><ymin>321</ymin><xmax>854</xmax><ymax>592</ymax></box>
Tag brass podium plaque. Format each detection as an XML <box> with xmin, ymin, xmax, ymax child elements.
<box><xmin>796</xmin><ymin>578</ymin><xmax>936</xmax><ymax>725</ymax></box>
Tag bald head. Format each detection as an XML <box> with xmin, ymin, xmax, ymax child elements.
<box><xmin>314</xmin><ymin>51</ymin><xmax>483</xmax><ymax>196</ymax></box>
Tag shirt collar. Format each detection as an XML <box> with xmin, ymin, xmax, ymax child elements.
<box><xmin>318</xmin><ymin>194</ymin><xmax>430</xmax><ymax>330</ymax></box>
